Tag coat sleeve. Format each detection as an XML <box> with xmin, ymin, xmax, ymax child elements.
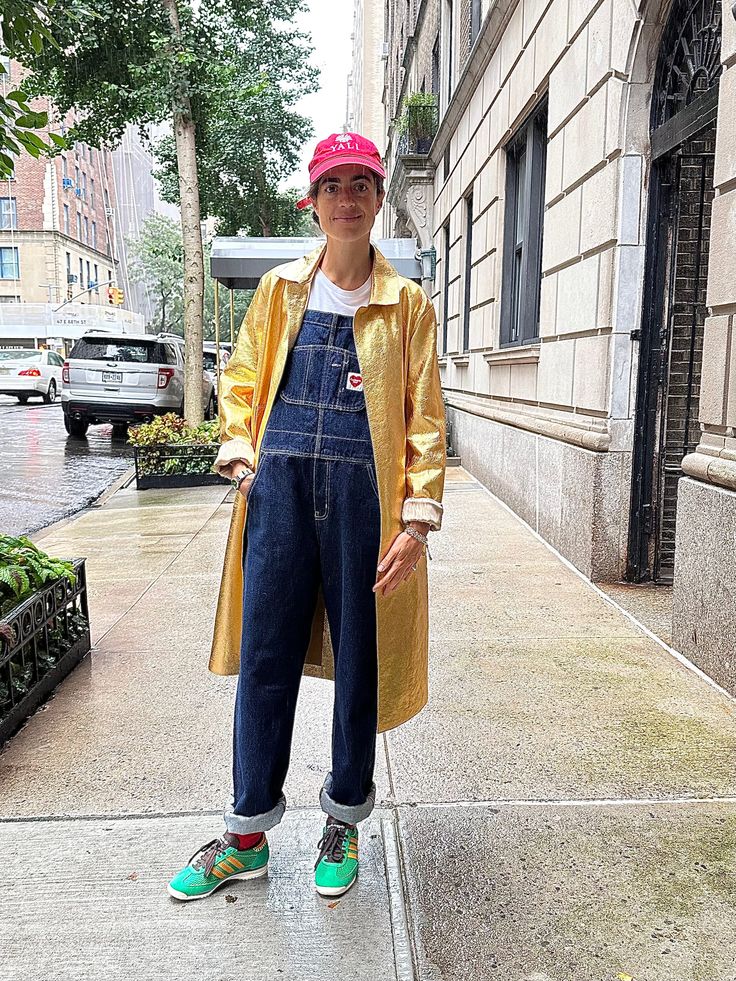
<box><xmin>212</xmin><ymin>275</ymin><xmax>271</xmax><ymax>478</ymax></box>
<box><xmin>401</xmin><ymin>290</ymin><xmax>447</xmax><ymax>531</ymax></box>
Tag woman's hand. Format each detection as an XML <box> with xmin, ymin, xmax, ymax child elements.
<box><xmin>237</xmin><ymin>473</ymin><xmax>255</xmax><ymax>500</ymax></box>
<box><xmin>373</xmin><ymin>522</ymin><xmax>430</xmax><ymax>597</ymax></box>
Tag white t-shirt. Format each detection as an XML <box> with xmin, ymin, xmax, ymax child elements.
<box><xmin>308</xmin><ymin>267</ymin><xmax>372</xmax><ymax>316</ymax></box>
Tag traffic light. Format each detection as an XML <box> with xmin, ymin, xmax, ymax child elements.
<box><xmin>107</xmin><ymin>286</ymin><xmax>115</xmax><ymax>305</ymax></box>
<box><xmin>107</xmin><ymin>286</ymin><xmax>124</xmax><ymax>306</ymax></box>
<box><xmin>115</xmin><ymin>287</ymin><xmax>124</xmax><ymax>306</ymax></box>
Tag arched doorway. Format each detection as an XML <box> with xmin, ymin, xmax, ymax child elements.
<box><xmin>628</xmin><ymin>0</ymin><xmax>723</xmax><ymax>583</ymax></box>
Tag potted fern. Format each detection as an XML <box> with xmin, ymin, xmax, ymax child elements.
<box><xmin>0</xmin><ymin>536</ymin><xmax>90</xmax><ymax>745</ymax></box>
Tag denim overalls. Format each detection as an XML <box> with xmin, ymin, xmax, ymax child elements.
<box><xmin>224</xmin><ymin>309</ymin><xmax>382</xmax><ymax>834</ymax></box>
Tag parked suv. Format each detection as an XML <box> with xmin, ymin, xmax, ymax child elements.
<box><xmin>61</xmin><ymin>332</ymin><xmax>215</xmax><ymax>438</ymax></box>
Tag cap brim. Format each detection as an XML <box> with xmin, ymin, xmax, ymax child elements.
<box><xmin>310</xmin><ymin>154</ymin><xmax>387</xmax><ymax>184</ymax></box>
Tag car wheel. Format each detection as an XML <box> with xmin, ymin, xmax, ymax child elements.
<box><xmin>17</xmin><ymin>394</ymin><xmax>30</xmax><ymax>404</ymax></box>
<box><xmin>205</xmin><ymin>393</ymin><xmax>216</xmax><ymax>420</ymax></box>
<box><xmin>64</xmin><ymin>414</ymin><xmax>89</xmax><ymax>438</ymax></box>
<box><xmin>111</xmin><ymin>422</ymin><xmax>128</xmax><ymax>438</ymax></box>
<box><xmin>43</xmin><ymin>380</ymin><xmax>57</xmax><ymax>404</ymax></box>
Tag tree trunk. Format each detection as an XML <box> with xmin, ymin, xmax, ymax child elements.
<box><xmin>160</xmin><ymin>292</ymin><xmax>167</xmax><ymax>334</ymax></box>
<box><xmin>163</xmin><ymin>0</ymin><xmax>204</xmax><ymax>426</ymax></box>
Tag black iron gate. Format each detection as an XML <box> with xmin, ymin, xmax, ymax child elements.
<box><xmin>630</xmin><ymin>138</ymin><xmax>714</xmax><ymax>582</ymax></box>
<box><xmin>627</xmin><ymin>0</ymin><xmax>721</xmax><ymax>583</ymax></box>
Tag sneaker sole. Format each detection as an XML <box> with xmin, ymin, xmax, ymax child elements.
<box><xmin>167</xmin><ymin>864</ymin><xmax>268</xmax><ymax>902</ymax></box>
<box><xmin>315</xmin><ymin>872</ymin><xmax>358</xmax><ymax>898</ymax></box>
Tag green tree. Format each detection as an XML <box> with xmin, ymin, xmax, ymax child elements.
<box><xmin>0</xmin><ymin>1</ymin><xmax>75</xmax><ymax>176</ymax></box>
<box><xmin>126</xmin><ymin>213</ymin><xmax>183</xmax><ymax>335</ymax></box>
<box><xmin>19</xmin><ymin>0</ymin><xmax>315</xmax><ymax>424</ymax></box>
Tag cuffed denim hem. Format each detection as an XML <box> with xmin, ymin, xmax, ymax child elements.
<box><xmin>223</xmin><ymin>793</ymin><xmax>286</xmax><ymax>834</ymax></box>
<box><xmin>319</xmin><ymin>776</ymin><xmax>376</xmax><ymax>825</ymax></box>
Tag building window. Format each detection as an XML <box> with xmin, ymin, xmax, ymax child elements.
<box><xmin>442</xmin><ymin>221</ymin><xmax>451</xmax><ymax>354</ymax></box>
<box><xmin>66</xmin><ymin>252</ymin><xmax>72</xmax><ymax>281</ymax></box>
<box><xmin>78</xmin><ymin>256</ymin><xmax>84</xmax><ymax>288</ymax></box>
<box><xmin>63</xmin><ymin>204</ymin><xmax>70</xmax><ymax>235</ymax></box>
<box><xmin>90</xmin><ymin>178</ymin><xmax>95</xmax><ymax>209</ymax></box>
<box><xmin>76</xmin><ymin>212</ymin><xmax>82</xmax><ymax>239</ymax></box>
<box><xmin>0</xmin><ymin>247</ymin><xmax>20</xmax><ymax>279</ymax></box>
<box><xmin>82</xmin><ymin>172</ymin><xmax>87</xmax><ymax>200</ymax></box>
<box><xmin>94</xmin><ymin>263</ymin><xmax>99</xmax><ymax>291</ymax></box>
<box><xmin>75</xmin><ymin>165</ymin><xmax>80</xmax><ymax>188</ymax></box>
<box><xmin>432</xmin><ymin>33</ymin><xmax>441</xmax><ymax>101</ymax></box>
<box><xmin>500</xmin><ymin>100</ymin><xmax>548</xmax><ymax>346</ymax></box>
<box><xmin>446</xmin><ymin>0</ymin><xmax>454</xmax><ymax>104</ymax></box>
<box><xmin>62</xmin><ymin>156</ymin><xmax>68</xmax><ymax>179</ymax></box>
<box><xmin>86</xmin><ymin>260</ymin><xmax>91</xmax><ymax>290</ymax></box>
<box><xmin>0</xmin><ymin>197</ymin><xmax>17</xmax><ymax>230</ymax></box>
<box><xmin>462</xmin><ymin>193</ymin><xmax>474</xmax><ymax>352</ymax></box>
<box><xmin>91</xmin><ymin>221</ymin><xmax>97</xmax><ymax>250</ymax></box>
<box><xmin>83</xmin><ymin>216</ymin><xmax>89</xmax><ymax>243</ymax></box>
<box><xmin>471</xmin><ymin>0</ymin><xmax>481</xmax><ymax>45</ymax></box>
<box><xmin>106</xmin><ymin>231</ymin><xmax>112</xmax><ymax>256</ymax></box>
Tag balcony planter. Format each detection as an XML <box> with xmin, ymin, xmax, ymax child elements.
<box><xmin>128</xmin><ymin>413</ymin><xmax>226</xmax><ymax>490</ymax></box>
<box><xmin>0</xmin><ymin>558</ymin><xmax>90</xmax><ymax>746</ymax></box>
<box><xmin>397</xmin><ymin>94</ymin><xmax>439</xmax><ymax>156</ymax></box>
<box><xmin>133</xmin><ymin>443</ymin><xmax>225</xmax><ymax>490</ymax></box>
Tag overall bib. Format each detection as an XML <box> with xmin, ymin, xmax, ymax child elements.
<box><xmin>225</xmin><ymin>309</ymin><xmax>382</xmax><ymax>833</ymax></box>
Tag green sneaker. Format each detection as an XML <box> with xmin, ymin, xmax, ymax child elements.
<box><xmin>167</xmin><ymin>832</ymin><xmax>269</xmax><ymax>901</ymax></box>
<box><xmin>314</xmin><ymin>819</ymin><xmax>359</xmax><ymax>897</ymax></box>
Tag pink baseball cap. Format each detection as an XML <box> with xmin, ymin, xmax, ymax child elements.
<box><xmin>296</xmin><ymin>132</ymin><xmax>386</xmax><ymax>209</ymax></box>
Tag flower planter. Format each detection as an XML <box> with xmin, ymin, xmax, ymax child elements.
<box><xmin>133</xmin><ymin>444</ymin><xmax>226</xmax><ymax>490</ymax></box>
<box><xmin>0</xmin><ymin>558</ymin><xmax>91</xmax><ymax>746</ymax></box>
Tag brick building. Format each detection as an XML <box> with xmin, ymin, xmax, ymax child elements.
<box><xmin>0</xmin><ymin>59</ymin><xmax>149</xmax><ymax>348</ymax></box>
<box><xmin>381</xmin><ymin>0</ymin><xmax>736</xmax><ymax>694</ymax></box>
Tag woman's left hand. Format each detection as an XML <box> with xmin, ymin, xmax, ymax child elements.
<box><xmin>373</xmin><ymin>530</ymin><xmax>426</xmax><ymax>597</ymax></box>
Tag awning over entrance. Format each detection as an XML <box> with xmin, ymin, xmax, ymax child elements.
<box><xmin>210</xmin><ymin>237</ymin><xmax>422</xmax><ymax>289</ymax></box>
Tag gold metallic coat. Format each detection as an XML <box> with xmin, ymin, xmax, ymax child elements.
<box><xmin>209</xmin><ymin>243</ymin><xmax>446</xmax><ymax>732</ymax></box>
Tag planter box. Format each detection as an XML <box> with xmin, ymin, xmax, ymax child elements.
<box><xmin>133</xmin><ymin>444</ymin><xmax>226</xmax><ymax>490</ymax></box>
<box><xmin>0</xmin><ymin>558</ymin><xmax>91</xmax><ymax>746</ymax></box>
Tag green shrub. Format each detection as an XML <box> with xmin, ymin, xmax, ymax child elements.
<box><xmin>128</xmin><ymin>413</ymin><xmax>220</xmax><ymax>477</ymax></box>
<box><xmin>0</xmin><ymin>536</ymin><xmax>77</xmax><ymax>619</ymax></box>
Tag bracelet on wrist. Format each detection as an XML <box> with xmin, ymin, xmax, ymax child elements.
<box><xmin>404</xmin><ymin>525</ymin><xmax>432</xmax><ymax>560</ymax></box>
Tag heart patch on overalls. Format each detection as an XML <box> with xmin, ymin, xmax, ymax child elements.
<box><xmin>346</xmin><ymin>372</ymin><xmax>363</xmax><ymax>391</ymax></box>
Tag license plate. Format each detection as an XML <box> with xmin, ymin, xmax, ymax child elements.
<box><xmin>102</xmin><ymin>371</ymin><xmax>123</xmax><ymax>384</ymax></box>
<box><xmin>0</xmin><ymin>368</ymin><xmax>9</xmax><ymax>375</ymax></box>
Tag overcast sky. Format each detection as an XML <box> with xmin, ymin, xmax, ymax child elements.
<box><xmin>283</xmin><ymin>0</ymin><xmax>354</xmax><ymax>192</ymax></box>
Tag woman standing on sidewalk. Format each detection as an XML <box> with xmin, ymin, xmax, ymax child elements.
<box><xmin>168</xmin><ymin>132</ymin><xmax>446</xmax><ymax>901</ymax></box>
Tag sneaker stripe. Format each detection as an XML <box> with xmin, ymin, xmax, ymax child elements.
<box><xmin>211</xmin><ymin>867</ymin><xmax>227</xmax><ymax>879</ymax></box>
<box><xmin>227</xmin><ymin>856</ymin><xmax>245</xmax><ymax>870</ymax></box>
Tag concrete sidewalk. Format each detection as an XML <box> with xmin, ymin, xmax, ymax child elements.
<box><xmin>1</xmin><ymin>469</ymin><xmax>735</xmax><ymax>980</ymax></box>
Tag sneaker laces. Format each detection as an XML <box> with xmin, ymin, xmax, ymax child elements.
<box><xmin>315</xmin><ymin>822</ymin><xmax>350</xmax><ymax>868</ymax></box>
<box><xmin>190</xmin><ymin>833</ymin><xmax>238</xmax><ymax>878</ymax></box>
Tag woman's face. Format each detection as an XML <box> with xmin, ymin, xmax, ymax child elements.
<box><xmin>313</xmin><ymin>164</ymin><xmax>384</xmax><ymax>243</ymax></box>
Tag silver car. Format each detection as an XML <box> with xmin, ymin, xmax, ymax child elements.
<box><xmin>0</xmin><ymin>348</ymin><xmax>65</xmax><ymax>404</ymax></box>
<box><xmin>61</xmin><ymin>332</ymin><xmax>215</xmax><ymax>438</ymax></box>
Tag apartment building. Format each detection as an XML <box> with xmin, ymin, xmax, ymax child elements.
<box><xmin>347</xmin><ymin>0</ymin><xmax>389</xmax><ymax>153</ymax></box>
<box><xmin>383</xmin><ymin>0</ymin><xmax>736</xmax><ymax>694</ymax></box>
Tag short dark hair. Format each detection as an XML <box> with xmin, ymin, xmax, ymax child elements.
<box><xmin>309</xmin><ymin>172</ymin><xmax>385</xmax><ymax>229</ymax></box>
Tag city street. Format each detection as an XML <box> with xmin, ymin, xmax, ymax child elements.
<box><xmin>0</xmin><ymin>396</ymin><xmax>133</xmax><ymax>536</ymax></box>
<box><xmin>1</xmin><ymin>470</ymin><xmax>734</xmax><ymax>980</ymax></box>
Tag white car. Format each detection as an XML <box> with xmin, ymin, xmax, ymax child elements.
<box><xmin>0</xmin><ymin>348</ymin><xmax>64</xmax><ymax>404</ymax></box>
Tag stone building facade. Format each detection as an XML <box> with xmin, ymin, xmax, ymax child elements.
<box><xmin>382</xmin><ymin>0</ymin><xmax>736</xmax><ymax>693</ymax></box>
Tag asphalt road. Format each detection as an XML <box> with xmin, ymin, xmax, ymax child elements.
<box><xmin>0</xmin><ymin>395</ymin><xmax>134</xmax><ymax>537</ymax></box>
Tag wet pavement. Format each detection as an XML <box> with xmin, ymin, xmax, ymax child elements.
<box><xmin>0</xmin><ymin>395</ymin><xmax>134</xmax><ymax>536</ymax></box>
<box><xmin>2</xmin><ymin>471</ymin><xmax>735</xmax><ymax>979</ymax></box>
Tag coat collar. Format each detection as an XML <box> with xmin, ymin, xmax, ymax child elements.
<box><xmin>273</xmin><ymin>241</ymin><xmax>402</xmax><ymax>306</ymax></box>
